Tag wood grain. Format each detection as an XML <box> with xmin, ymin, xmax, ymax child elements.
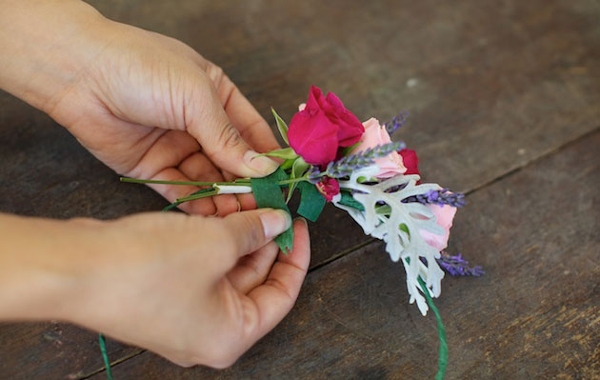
<box><xmin>0</xmin><ymin>0</ymin><xmax>598</xmax><ymax>378</ymax></box>
<box><xmin>84</xmin><ymin>130</ymin><xmax>599</xmax><ymax>379</ymax></box>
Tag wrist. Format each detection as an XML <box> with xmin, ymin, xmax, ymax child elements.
<box><xmin>0</xmin><ymin>214</ymin><xmax>104</xmax><ymax>322</ymax></box>
<box><xmin>0</xmin><ymin>0</ymin><xmax>109</xmax><ymax>113</ymax></box>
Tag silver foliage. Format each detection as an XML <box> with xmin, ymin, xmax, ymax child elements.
<box><xmin>333</xmin><ymin>167</ymin><xmax>446</xmax><ymax>315</ymax></box>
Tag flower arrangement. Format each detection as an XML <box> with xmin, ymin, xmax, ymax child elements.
<box><xmin>122</xmin><ymin>85</ymin><xmax>482</xmax><ymax>378</ymax></box>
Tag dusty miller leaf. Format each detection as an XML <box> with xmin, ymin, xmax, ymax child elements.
<box><xmin>333</xmin><ymin>167</ymin><xmax>446</xmax><ymax>315</ymax></box>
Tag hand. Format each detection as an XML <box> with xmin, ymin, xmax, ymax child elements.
<box><xmin>75</xmin><ymin>211</ymin><xmax>309</xmax><ymax>368</ymax></box>
<box><xmin>1</xmin><ymin>1</ymin><xmax>280</xmax><ymax>216</ymax></box>
<box><xmin>0</xmin><ymin>210</ymin><xmax>310</xmax><ymax>368</ymax></box>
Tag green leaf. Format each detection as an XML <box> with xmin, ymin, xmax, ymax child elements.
<box><xmin>339</xmin><ymin>141</ymin><xmax>361</xmax><ymax>156</ymax></box>
<box><xmin>272</xmin><ymin>107</ymin><xmax>289</xmax><ymax>145</ymax></box>
<box><xmin>337</xmin><ymin>190</ymin><xmax>365</xmax><ymax>211</ymax></box>
<box><xmin>286</xmin><ymin>157</ymin><xmax>310</xmax><ymax>203</ymax></box>
<box><xmin>399</xmin><ymin>223</ymin><xmax>410</xmax><ymax>237</ymax></box>
<box><xmin>280</xmin><ymin>157</ymin><xmax>296</xmax><ymax>171</ymax></box>
<box><xmin>297</xmin><ymin>181</ymin><xmax>326</xmax><ymax>222</ymax></box>
<box><xmin>258</xmin><ymin>147</ymin><xmax>298</xmax><ymax>160</ymax></box>
<box><xmin>250</xmin><ymin>168</ymin><xmax>294</xmax><ymax>254</ymax></box>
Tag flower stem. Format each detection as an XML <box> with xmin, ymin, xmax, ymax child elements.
<box><xmin>175</xmin><ymin>188</ymin><xmax>219</xmax><ymax>203</ymax></box>
<box><xmin>277</xmin><ymin>177</ymin><xmax>310</xmax><ymax>187</ymax></box>
<box><xmin>120</xmin><ymin>177</ymin><xmax>251</xmax><ymax>187</ymax></box>
<box><xmin>124</xmin><ymin>176</ymin><xmax>314</xmax><ymax>208</ymax></box>
<box><xmin>122</xmin><ymin>176</ymin><xmax>311</xmax><ymax>190</ymax></box>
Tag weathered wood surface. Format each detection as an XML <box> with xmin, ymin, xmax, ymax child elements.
<box><xmin>1</xmin><ymin>0</ymin><xmax>598</xmax><ymax>379</ymax></box>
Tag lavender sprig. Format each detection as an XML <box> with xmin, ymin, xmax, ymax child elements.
<box><xmin>436</xmin><ymin>251</ymin><xmax>484</xmax><ymax>276</ymax></box>
<box><xmin>314</xmin><ymin>141</ymin><xmax>405</xmax><ymax>180</ymax></box>
<box><xmin>385</xmin><ymin>111</ymin><xmax>409</xmax><ymax>135</ymax></box>
<box><xmin>403</xmin><ymin>188</ymin><xmax>467</xmax><ymax>208</ymax></box>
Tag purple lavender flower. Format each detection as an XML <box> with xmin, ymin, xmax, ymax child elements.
<box><xmin>436</xmin><ymin>251</ymin><xmax>484</xmax><ymax>276</ymax></box>
<box><xmin>384</xmin><ymin>111</ymin><xmax>409</xmax><ymax>135</ymax></box>
<box><xmin>403</xmin><ymin>188</ymin><xmax>467</xmax><ymax>208</ymax></box>
<box><xmin>318</xmin><ymin>141</ymin><xmax>405</xmax><ymax>179</ymax></box>
<box><xmin>307</xmin><ymin>166</ymin><xmax>323</xmax><ymax>184</ymax></box>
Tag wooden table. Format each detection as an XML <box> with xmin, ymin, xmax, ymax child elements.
<box><xmin>1</xmin><ymin>0</ymin><xmax>598</xmax><ymax>378</ymax></box>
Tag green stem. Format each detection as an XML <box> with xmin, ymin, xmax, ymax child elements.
<box><xmin>120</xmin><ymin>177</ymin><xmax>251</xmax><ymax>187</ymax></box>
<box><xmin>175</xmin><ymin>188</ymin><xmax>219</xmax><ymax>203</ymax></box>
<box><xmin>121</xmin><ymin>176</ymin><xmax>310</xmax><ymax>191</ymax></box>
<box><xmin>277</xmin><ymin>177</ymin><xmax>310</xmax><ymax>186</ymax></box>
<box><xmin>124</xmin><ymin>175</ymin><xmax>315</xmax><ymax>209</ymax></box>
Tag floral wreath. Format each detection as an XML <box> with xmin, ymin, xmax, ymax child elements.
<box><xmin>121</xmin><ymin>85</ymin><xmax>483</xmax><ymax>379</ymax></box>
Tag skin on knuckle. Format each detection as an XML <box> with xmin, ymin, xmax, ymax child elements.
<box><xmin>192</xmin><ymin>340</ymin><xmax>240</xmax><ymax>369</ymax></box>
<box><xmin>214</xmin><ymin>122</ymin><xmax>244</xmax><ymax>153</ymax></box>
<box><xmin>205</xmin><ymin>63</ymin><xmax>226</xmax><ymax>86</ymax></box>
<box><xmin>231</xmin><ymin>212</ymin><xmax>265</xmax><ymax>254</ymax></box>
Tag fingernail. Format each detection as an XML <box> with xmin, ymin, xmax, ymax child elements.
<box><xmin>244</xmin><ymin>150</ymin><xmax>279</xmax><ymax>176</ymax></box>
<box><xmin>294</xmin><ymin>216</ymin><xmax>308</xmax><ymax>226</ymax></box>
<box><xmin>260</xmin><ymin>209</ymin><xmax>292</xmax><ymax>239</ymax></box>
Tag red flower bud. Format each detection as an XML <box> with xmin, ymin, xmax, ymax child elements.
<box><xmin>316</xmin><ymin>177</ymin><xmax>340</xmax><ymax>202</ymax></box>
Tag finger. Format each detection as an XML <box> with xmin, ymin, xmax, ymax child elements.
<box><xmin>206</xmin><ymin>62</ymin><xmax>280</xmax><ymax>154</ymax></box>
<box><xmin>184</xmin><ymin>73</ymin><xmax>278</xmax><ymax>179</ymax></box>
<box><xmin>242</xmin><ymin>218</ymin><xmax>310</xmax><ymax>341</ymax></box>
<box><xmin>236</xmin><ymin>192</ymin><xmax>257</xmax><ymax>211</ymax></box>
<box><xmin>139</xmin><ymin>152</ymin><xmax>224</xmax><ymax>216</ymax></box>
<box><xmin>218</xmin><ymin>84</ymin><xmax>281</xmax><ymax>154</ymax></box>
<box><xmin>227</xmin><ymin>241</ymin><xmax>279</xmax><ymax>293</ymax></box>
<box><xmin>117</xmin><ymin>129</ymin><xmax>222</xmax><ymax>215</ymax></box>
<box><xmin>127</xmin><ymin>136</ymin><xmax>242</xmax><ymax>216</ymax></box>
<box><xmin>219</xmin><ymin>209</ymin><xmax>292</xmax><ymax>264</ymax></box>
<box><xmin>177</xmin><ymin>153</ymin><xmax>242</xmax><ymax>216</ymax></box>
<box><xmin>143</xmin><ymin>167</ymin><xmax>218</xmax><ymax>215</ymax></box>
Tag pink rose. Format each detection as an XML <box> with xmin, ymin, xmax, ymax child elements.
<box><xmin>351</xmin><ymin>118</ymin><xmax>407</xmax><ymax>179</ymax></box>
<box><xmin>420</xmin><ymin>204</ymin><xmax>457</xmax><ymax>251</ymax></box>
<box><xmin>288</xmin><ymin>86</ymin><xmax>364</xmax><ymax>166</ymax></box>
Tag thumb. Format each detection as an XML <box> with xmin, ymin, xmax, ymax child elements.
<box><xmin>221</xmin><ymin>209</ymin><xmax>292</xmax><ymax>259</ymax></box>
<box><xmin>185</xmin><ymin>82</ymin><xmax>278</xmax><ymax>178</ymax></box>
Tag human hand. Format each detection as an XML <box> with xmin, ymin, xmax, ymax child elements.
<box><xmin>1</xmin><ymin>1</ymin><xmax>280</xmax><ymax>216</ymax></box>
<box><xmin>0</xmin><ymin>210</ymin><xmax>309</xmax><ymax>368</ymax></box>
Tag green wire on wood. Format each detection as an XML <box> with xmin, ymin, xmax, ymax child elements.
<box><xmin>419</xmin><ymin>278</ymin><xmax>448</xmax><ymax>380</ymax></box>
<box><xmin>98</xmin><ymin>333</ymin><xmax>114</xmax><ymax>380</ymax></box>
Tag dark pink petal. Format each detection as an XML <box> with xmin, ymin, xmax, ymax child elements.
<box><xmin>288</xmin><ymin>110</ymin><xmax>339</xmax><ymax>165</ymax></box>
<box><xmin>323</xmin><ymin>92</ymin><xmax>364</xmax><ymax>146</ymax></box>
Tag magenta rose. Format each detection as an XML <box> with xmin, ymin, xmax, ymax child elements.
<box><xmin>288</xmin><ymin>86</ymin><xmax>364</xmax><ymax>166</ymax></box>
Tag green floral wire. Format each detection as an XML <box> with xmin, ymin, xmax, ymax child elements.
<box><xmin>419</xmin><ymin>277</ymin><xmax>448</xmax><ymax>379</ymax></box>
<box><xmin>98</xmin><ymin>333</ymin><xmax>113</xmax><ymax>380</ymax></box>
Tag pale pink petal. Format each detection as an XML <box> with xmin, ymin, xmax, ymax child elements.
<box><xmin>420</xmin><ymin>204</ymin><xmax>457</xmax><ymax>251</ymax></box>
<box><xmin>352</xmin><ymin>118</ymin><xmax>406</xmax><ymax>178</ymax></box>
